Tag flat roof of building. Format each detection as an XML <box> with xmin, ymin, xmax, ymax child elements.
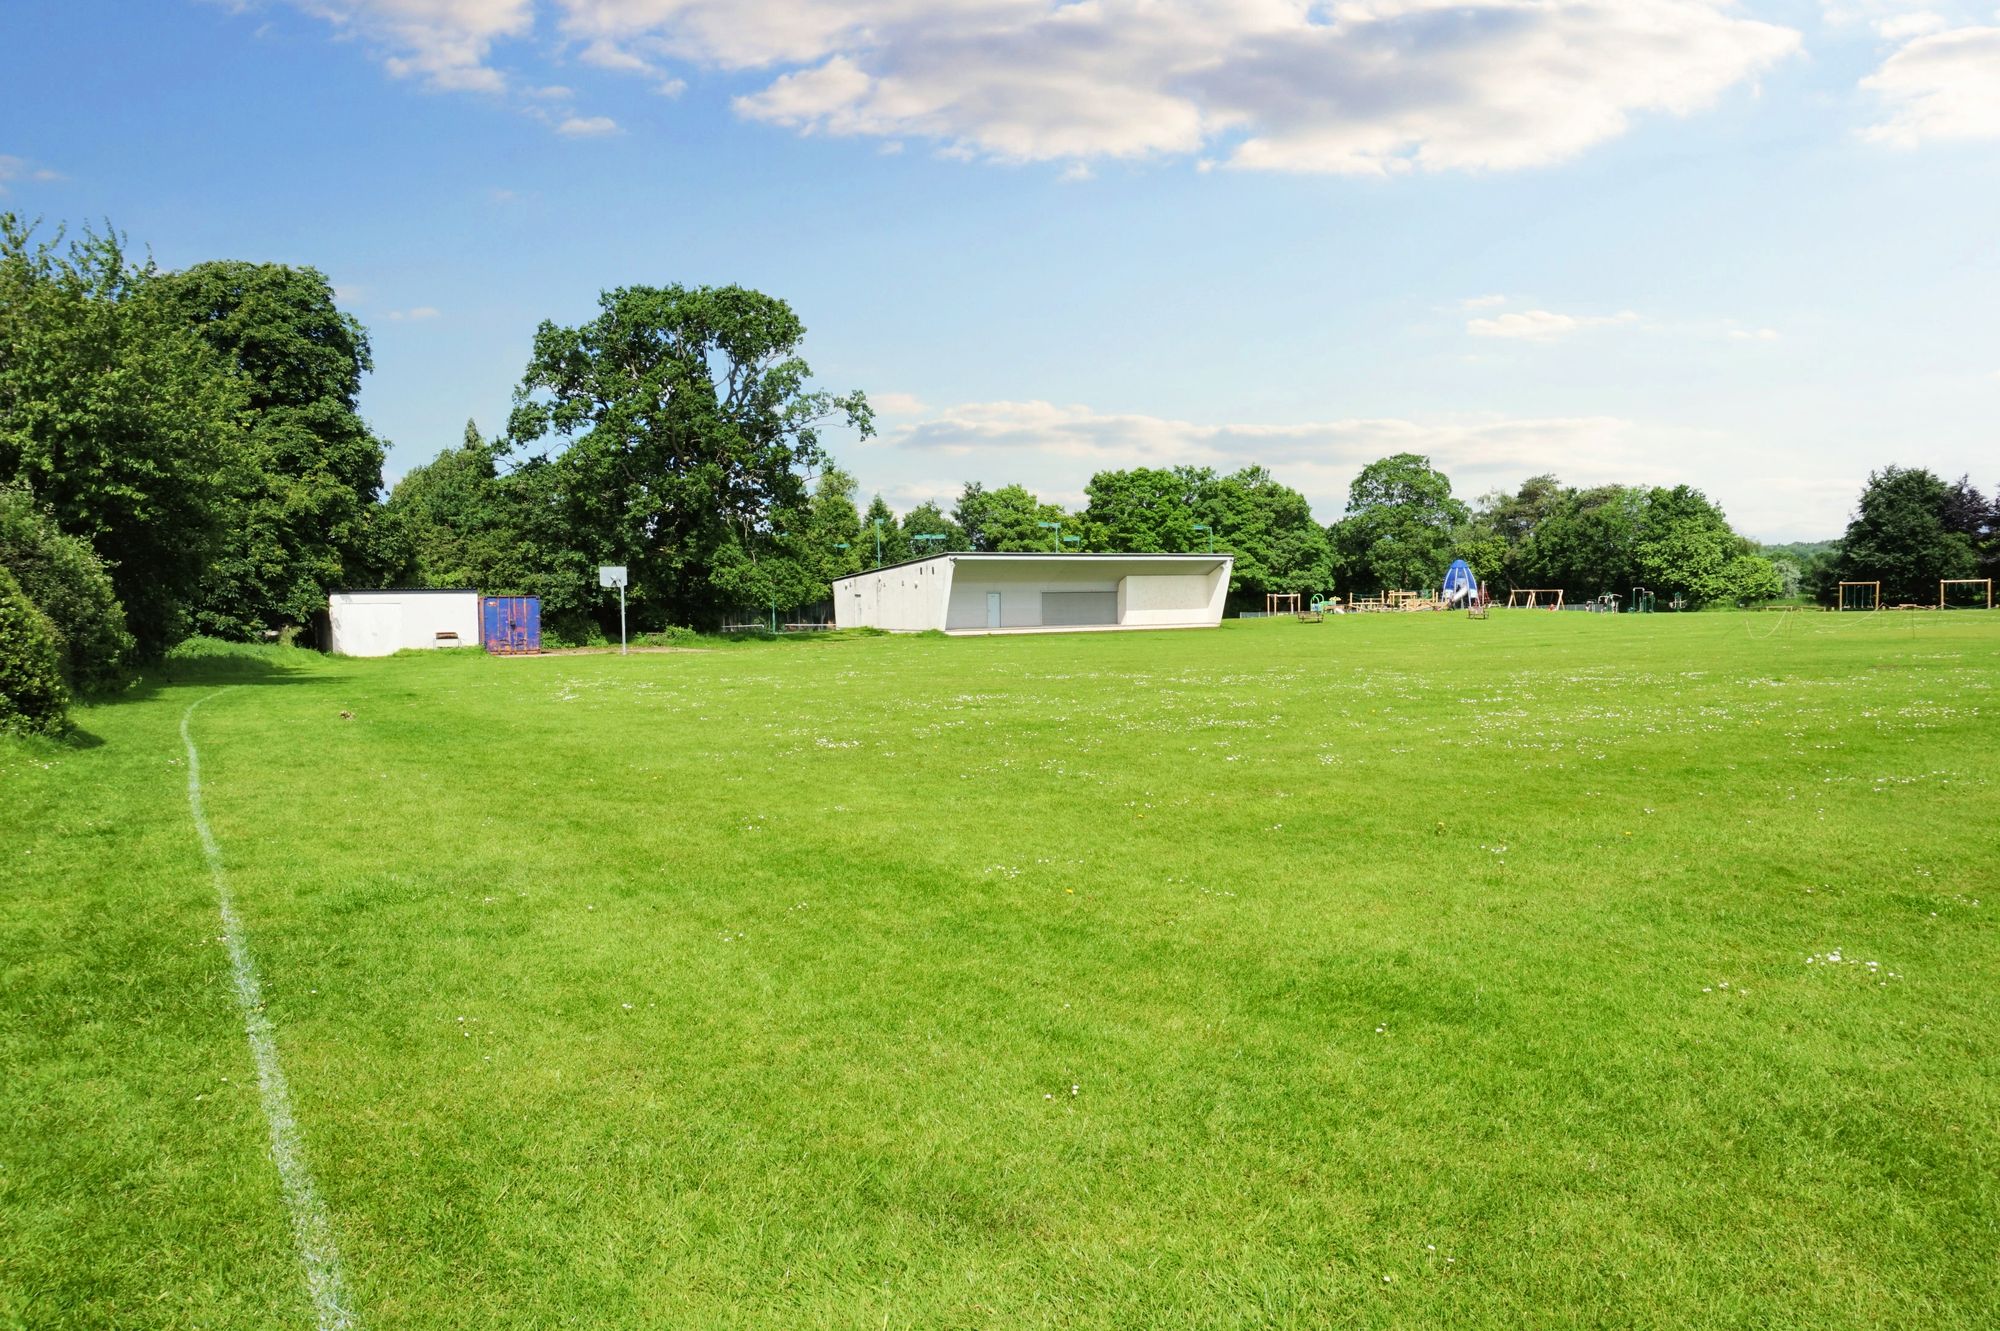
<box><xmin>834</xmin><ymin>551</ymin><xmax>1231</xmax><ymax>583</ymax></box>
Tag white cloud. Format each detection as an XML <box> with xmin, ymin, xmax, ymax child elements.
<box><xmin>1729</xmin><ymin>326</ymin><xmax>1781</xmax><ymax>341</ymax></box>
<box><xmin>880</xmin><ymin>398</ymin><xmax>1679</xmax><ymax>500</ymax></box>
<box><xmin>1461</xmin><ymin>294</ymin><xmax>1509</xmax><ymax>310</ymax></box>
<box><xmin>259</xmin><ymin>1</ymin><xmax>1801</xmax><ymax>174</ymax></box>
<box><xmin>1875</xmin><ymin>12</ymin><xmax>1949</xmax><ymax>40</ymax></box>
<box><xmin>868</xmin><ymin>391</ymin><xmax>928</xmax><ymax>416</ymax></box>
<box><xmin>556</xmin><ymin>113</ymin><xmax>619</xmax><ymax>135</ymax></box>
<box><xmin>0</xmin><ymin>153</ymin><xmax>63</xmax><ymax>191</ymax></box>
<box><xmin>1862</xmin><ymin>25</ymin><xmax>2000</xmax><ymax>145</ymax></box>
<box><xmin>284</xmin><ymin>0</ymin><xmax>534</xmax><ymax>92</ymax></box>
<box><xmin>1467</xmin><ymin>308</ymin><xmax>1643</xmax><ymax>340</ymax></box>
<box><xmin>866</xmin><ymin>397</ymin><xmax>1852</xmax><ymax>536</ymax></box>
<box><xmin>386</xmin><ymin>305</ymin><xmax>442</xmax><ymax>320</ymax></box>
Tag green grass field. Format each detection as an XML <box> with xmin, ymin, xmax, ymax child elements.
<box><xmin>4</xmin><ymin>612</ymin><xmax>1996</xmax><ymax>1329</ymax></box>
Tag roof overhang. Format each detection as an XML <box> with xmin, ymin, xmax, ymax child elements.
<box><xmin>833</xmin><ymin>552</ymin><xmax>1231</xmax><ymax>588</ymax></box>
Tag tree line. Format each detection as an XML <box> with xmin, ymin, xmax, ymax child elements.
<box><xmin>4</xmin><ymin>214</ymin><xmax>1994</xmax><ymax>734</ymax></box>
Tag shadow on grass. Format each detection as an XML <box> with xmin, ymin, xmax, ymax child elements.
<box><xmin>82</xmin><ymin>639</ymin><xmax>330</xmax><ymax>711</ymax></box>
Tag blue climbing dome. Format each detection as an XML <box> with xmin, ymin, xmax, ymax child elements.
<box><xmin>1441</xmin><ymin>560</ymin><xmax>1478</xmax><ymax>607</ymax></box>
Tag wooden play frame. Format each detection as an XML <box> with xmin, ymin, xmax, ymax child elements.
<box><xmin>1939</xmin><ymin>578</ymin><xmax>1993</xmax><ymax>610</ymax></box>
<box><xmin>1504</xmin><ymin>588</ymin><xmax>1565</xmax><ymax>609</ymax></box>
<box><xmin>1266</xmin><ymin>593</ymin><xmax>1302</xmax><ymax>615</ymax></box>
<box><xmin>1837</xmin><ymin>581</ymin><xmax>1880</xmax><ymax>611</ymax></box>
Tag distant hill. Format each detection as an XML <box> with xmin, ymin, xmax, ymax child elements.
<box><xmin>1760</xmin><ymin>540</ymin><xmax>1839</xmax><ymax>562</ymax></box>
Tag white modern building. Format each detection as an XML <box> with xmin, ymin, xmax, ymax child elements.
<box><xmin>832</xmin><ymin>552</ymin><xmax>1233</xmax><ymax>634</ymax></box>
<box><xmin>326</xmin><ymin>589</ymin><xmax>481</xmax><ymax>656</ymax></box>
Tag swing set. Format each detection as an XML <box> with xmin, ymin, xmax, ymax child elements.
<box><xmin>1940</xmin><ymin>578</ymin><xmax>1993</xmax><ymax>610</ymax></box>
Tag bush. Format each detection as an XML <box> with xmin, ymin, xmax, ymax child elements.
<box><xmin>0</xmin><ymin>566</ymin><xmax>70</xmax><ymax>735</ymax></box>
<box><xmin>0</xmin><ymin>486</ymin><xmax>133</xmax><ymax>691</ymax></box>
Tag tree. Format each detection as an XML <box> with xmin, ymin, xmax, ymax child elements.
<box><xmin>861</xmin><ymin>494</ymin><xmax>909</xmax><ymax>566</ymax></box>
<box><xmin>1334</xmin><ymin>453</ymin><xmax>1468</xmax><ymax>593</ymax></box>
<box><xmin>0</xmin><ymin>217</ymin><xmax>248</xmax><ymax>655</ymax></box>
<box><xmin>1081</xmin><ymin>467</ymin><xmax>1213</xmax><ymax>552</ymax></box>
<box><xmin>1516</xmin><ymin>486</ymin><xmax>1646</xmax><ymax>598</ymax></box>
<box><xmin>0</xmin><ymin>485</ymin><xmax>131</xmax><ymax>690</ymax></box>
<box><xmin>1635</xmin><ymin>485</ymin><xmax>1775</xmax><ymax>606</ymax></box>
<box><xmin>505</xmin><ymin>283</ymin><xmax>871</xmax><ymax>630</ymax></box>
<box><xmin>0</xmin><ymin>565</ymin><xmax>68</xmax><ymax>735</ymax></box>
<box><xmin>154</xmin><ymin>261</ymin><xmax>389</xmax><ymax>636</ymax></box>
<box><xmin>382</xmin><ymin>421</ymin><xmax>524</xmax><ymax>591</ymax></box>
<box><xmin>1834</xmin><ymin>467</ymin><xmax>1976</xmax><ymax>604</ymax></box>
<box><xmin>900</xmin><ymin>500</ymin><xmax>962</xmax><ymax>554</ymax></box>
<box><xmin>798</xmin><ymin>467</ymin><xmax>865</xmax><ymax>595</ymax></box>
<box><xmin>1196</xmin><ymin>467</ymin><xmax>1332</xmax><ymax>601</ymax></box>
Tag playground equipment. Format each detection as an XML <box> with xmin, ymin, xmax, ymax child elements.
<box><xmin>1630</xmin><ymin>586</ymin><xmax>1655</xmax><ymax>614</ymax></box>
<box><xmin>1441</xmin><ymin>560</ymin><xmax>1479</xmax><ymax>608</ymax></box>
<box><xmin>1588</xmin><ymin>593</ymin><xmax>1623</xmax><ymax>613</ymax></box>
<box><xmin>1266</xmin><ymin>592</ymin><xmax>1302</xmax><ymax>616</ymax></box>
<box><xmin>1940</xmin><ymin>578</ymin><xmax>1993</xmax><ymax>610</ymax></box>
<box><xmin>1505</xmin><ymin>588</ymin><xmax>1566</xmax><ymax>610</ymax></box>
<box><xmin>1838</xmin><ymin>581</ymin><xmax>1880</xmax><ymax>612</ymax></box>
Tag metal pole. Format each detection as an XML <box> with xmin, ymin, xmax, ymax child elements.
<box><xmin>618</xmin><ymin>583</ymin><xmax>627</xmax><ymax>655</ymax></box>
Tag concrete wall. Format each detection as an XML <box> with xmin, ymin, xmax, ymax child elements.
<box><xmin>328</xmin><ymin>591</ymin><xmax>481</xmax><ymax>657</ymax></box>
<box><xmin>1117</xmin><ymin>569</ymin><xmax>1229</xmax><ymax>628</ymax></box>
<box><xmin>946</xmin><ymin>571</ymin><xmax>1120</xmax><ymax>630</ymax></box>
<box><xmin>832</xmin><ymin>560</ymin><xmax>953</xmax><ymax>631</ymax></box>
<box><xmin>835</xmin><ymin>555</ymin><xmax>1234</xmax><ymax>633</ymax></box>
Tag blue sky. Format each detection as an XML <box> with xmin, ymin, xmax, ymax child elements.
<box><xmin>4</xmin><ymin>1</ymin><xmax>1997</xmax><ymax>540</ymax></box>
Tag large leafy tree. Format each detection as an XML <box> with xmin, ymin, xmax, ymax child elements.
<box><xmin>861</xmin><ymin>494</ymin><xmax>910</xmax><ymax>566</ymax></box>
<box><xmin>1833</xmin><ymin>466</ymin><xmax>1976</xmax><ymax>604</ymax></box>
<box><xmin>799</xmin><ymin>467</ymin><xmax>865</xmax><ymax>593</ymax></box>
<box><xmin>505</xmin><ymin>284</ymin><xmax>870</xmax><ymax>630</ymax></box>
<box><xmin>1206</xmin><ymin>467</ymin><xmax>1333</xmax><ymax>600</ymax></box>
<box><xmin>154</xmin><ymin>260</ymin><xmax>389</xmax><ymax>635</ymax></box>
<box><xmin>1333</xmin><ymin>453</ymin><xmax>1468</xmax><ymax>593</ymax></box>
<box><xmin>0</xmin><ymin>218</ymin><xmax>248</xmax><ymax>654</ymax></box>
<box><xmin>382</xmin><ymin>420</ymin><xmax>527</xmax><ymax>590</ymax></box>
<box><xmin>1635</xmin><ymin>485</ymin><xmax>1777</xmax><ymax>606</ymax></box>
<box><xmin>1081</xmin><ymin>466</ymin><xmax>1213</xmax><ymax>552</ymax></box>
<box><xmin>899</xmin><ymin>500</ymin><xmax>963</xmax><ymax>554</ymax></box>
<box><xmin>952</xmin><ymin>482</ymin><xmax>1068</xmax><ymax>551</ymax></box>
<box><xmin>1516</xmin><ymin>485</ymin><xmax>1647</xmax><ymax>597</ymax></box>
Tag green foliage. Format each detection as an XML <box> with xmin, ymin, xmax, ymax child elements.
<box><xmin>0</xmin><ymin>217</ymin><xmax>249</xmax><ymax>655</ymax></box>
<box><xmin>382</xmin><ymin>421</ymin><xmax>523</xmax><ymax>590</ymax></box>
<box><xmin>504</xmin><ymin>283</ymin><xmax>871</xmax><ymax>629</ymax></box>
<box><xmin>1074</xmin><ymin>465</ymin><xmax>1330</xmax><ymax>600</ymax></box>
<box><xmin>1834</xmin><ymin>467</ymin><xmax>1979</xmax><ymax>604</ymax></box>
<box><xmin>954</xmin><ymin>482</ymin><xmax>1069</xmax><ymax>551</ymax></box>
<box><xmin>1513</xmin><ymin>485</ymin><xmax>1647</xmax><ymax>598</ymax></box>
<box><xmin>898</xmin><ymin>500</ymin><xmax>962</xmax><ymax>554</ymax></box>
<box><xmin>1205</xmin><ymin>467</ymin><xmax>1334</xmax><ymax>600</ymax></box>
<box><xmin>153</xmin><ymin>261</ymin><xmax>389</xmax><ymax>636</ymax></box>
<box><xmin>1080</xmin><ymin>466</ymin><xmax>1211</xmax><ymax>552</ymax></box>
<box><xmin>0</xmin><ymin>564</ymin><xmax>69</xmax><ymax>734</ymax></box>
<box><xmin>1633</xmin><ymin>485</ymin><xmax>1777</xmax><ymax>606</ymax></box>
<box><xmin>799</xmin><ymin>467</ymin><xmax>865</xmax><ymax>591</ymax></box>
<box><xmin>861</xmin><ymin>494</ymin><xmax>910</xmax><ymax>565</ymax></box>
<box><xmin>1332</xmin><ymin>453</ymin><xmax>1469</xmax><ymax>592</ymax></box>
<box><xmin>0</xmin><ymin>484</ymin><xmax>132</xmax><ymax>690</ymax></box>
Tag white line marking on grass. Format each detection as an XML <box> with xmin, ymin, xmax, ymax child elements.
<box><xmin>183</xmin><ymin>691</ymin><xmax>359</xmax><ymax>1331</ymax></box>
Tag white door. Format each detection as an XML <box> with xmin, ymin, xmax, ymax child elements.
<box><xmin>986</xmin><ymin>592</ymin><xmax>1002</xmax><ymax>629</ymax></box>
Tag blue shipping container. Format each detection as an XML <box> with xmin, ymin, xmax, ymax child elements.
<box><xmin>482</xmin><ymin>596</ymin><xmax>541</xmax><ymax>654</ymax></box>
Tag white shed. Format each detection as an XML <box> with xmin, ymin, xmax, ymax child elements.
<box><xmin>832</xmin><ymin>553</ymin><xmax>1233</xmax><ymax>634</ymax></box>
<box><xmin>327</xmin><ymin>589</ymin><xmax>481</xmax><ymax>656</ymax></box>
